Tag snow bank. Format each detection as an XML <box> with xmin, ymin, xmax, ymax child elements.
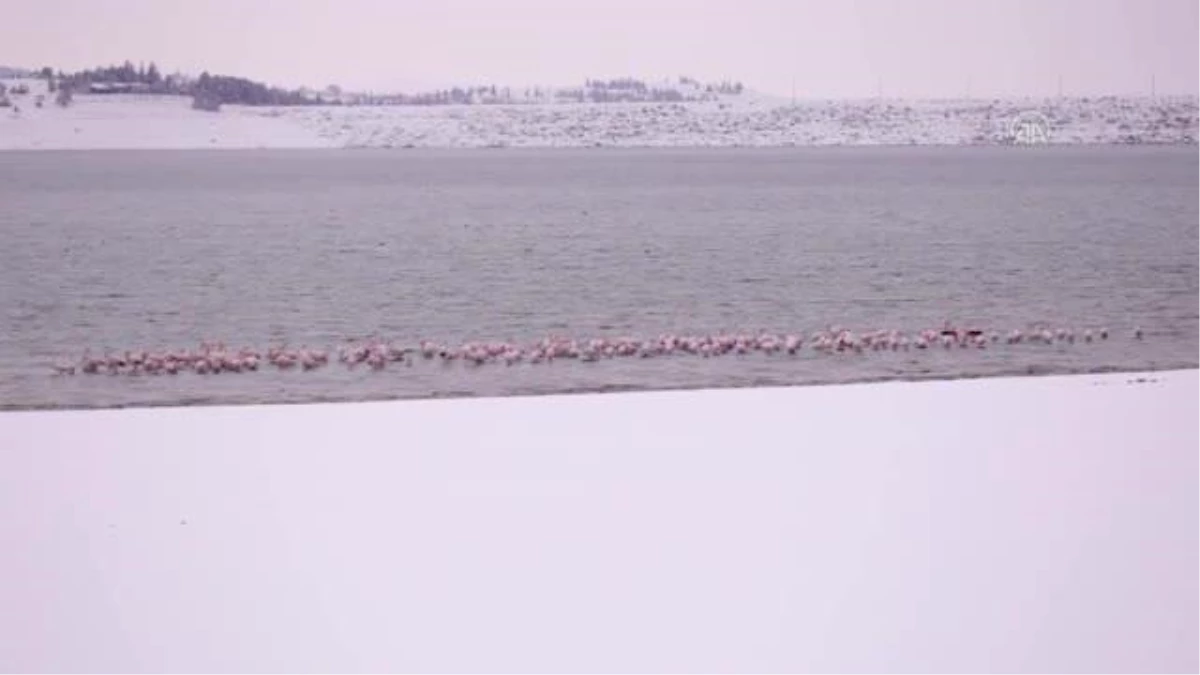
<box><xmin>1</xmin><ymin>370</ymin><xmax>1195</xmax><ymax>672</ymax></box>
<box><xmin>0</xmin><ymin>79</ymin><xmax>330</xmax><ymax>150</ymax></box>
<box><xmin>2</xmin><ymin>75</ymin><xmax>1195</xmax><ymax>150</ymax></box>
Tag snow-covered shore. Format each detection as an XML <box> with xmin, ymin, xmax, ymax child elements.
<box><xmin>1</xmin><ymin>369</ymin><xmax>1195</xmax><ymax>672</ymax></box>
<box><xmin>281</xmin><ymin>94</ymin><xmax>1199</xmax><ymax>148</ymax></box>
<box><xmin>2</xmin><ymin>77</ymin><xmax>1196</xmax><ymax>150</ymax></box>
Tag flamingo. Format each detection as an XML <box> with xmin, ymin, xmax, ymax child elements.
<box><xmin>59</xmin><ymin>320</ymin><xmax>1125</xmax><ymax>379</ymax></box>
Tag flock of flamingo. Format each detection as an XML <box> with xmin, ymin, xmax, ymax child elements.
<box><xmin>51</xmin><ymin>323</ymin><xmax>1139</xmax><ymax>377</ymax></box>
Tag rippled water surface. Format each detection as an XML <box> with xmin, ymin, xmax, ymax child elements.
<box><xmin>1</xmin><ymin>147</ymin><xmax>1196</xmax><ymax>409</ymax></box>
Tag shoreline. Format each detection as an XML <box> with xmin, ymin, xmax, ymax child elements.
<box><xmin>3</xmin><ymin>140</ymin><xmax>1198</xmax><ymax>152</ymax></box>
<box><xmin>4</xmin><ymin>363</ymin><xmax>1197</xmax><ymax>413</ymax></box>
<box><xmin>4</xmin><ymin>362</ymin><xmax>1195</xmax><ymax>415</ymax></box>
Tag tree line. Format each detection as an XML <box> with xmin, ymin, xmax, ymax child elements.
<box><xmin>192</xmin><ymin>72</ymin><xmax>319</xmax><ymax>107</ymax></box>
<box><xmin>49</xmin><ymin>61</ymin><xmax>170</xmax><ymax>94</ymax></box>
<box><xmin>32</xmin><ymin>61</ymin><xmax>747</xmax><ymax>109</ymax></box>
<box><xmin>355</xmin><ymin>77</ymin><xmax>747</xmax><ymax>106</ymax></box>
<box><xmin>45</xmin><ymin>61</ymin><xmax>322</xmax><ymax>107</ymax></box>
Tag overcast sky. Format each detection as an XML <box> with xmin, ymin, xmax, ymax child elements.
<box><xmin>4</xmin><ymin>0</ymin><xmax>1196</xmax><ymax>97</ymax></box>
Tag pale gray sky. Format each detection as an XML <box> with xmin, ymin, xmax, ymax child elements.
<box><xmin>4</xmin><ymin>0</ymin><xmax>1196</xmax><ymax>97</ymax></box>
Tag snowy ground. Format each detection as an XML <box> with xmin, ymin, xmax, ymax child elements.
<box><xmin>2</xmin><ymin>77</ymin><xmax>1196</xmax><ymax>149</ymax></box>
<box><xmin>280</xmin><ymin>95</ymin><xmax>1199</xmax><ymax>148</ymax></box>
<box><xmin>0</xmin><ymin>79</ymin><xmax>328</xmax><ymax>150</ymax></box>
<box><xmin>1</xmin><ymin>370</ymin><xmax>1195</xmax><ymax>672</ymax></box>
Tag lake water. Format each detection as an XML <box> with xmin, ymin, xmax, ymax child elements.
<box><xmin>1</xmin><ymin>146</ymin><xmax>1196</xmax><ymax>409</ymax></box>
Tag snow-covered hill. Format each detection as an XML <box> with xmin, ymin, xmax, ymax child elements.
<box><xmin>2</xmin><ymin>76</ymin><xmax>1196</xmax><ymax>149</ymax></box>
<box><xmin>269</xmin><ymin>95</ymin><xmax>1197</xmax><ymax>148</ymax></box>
<box><xmin>0</xmin><ymin>78</ymin><xmax>327</xmax><ymax>150</ymax></box>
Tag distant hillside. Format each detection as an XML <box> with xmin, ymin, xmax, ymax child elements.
<box><xmin>54</xmin><ymin>61</ymin><xmax>322</xmax><ymax>106</ymax></box>
<box><xmin>349</xmin><ymin>76</ymin><xmax>747</xmax><ymax>106</ymax></box>
<box><xmin>6</xmin><ymin>61</ymin><xmax>751</xmax><ymax>108</ymax></box>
